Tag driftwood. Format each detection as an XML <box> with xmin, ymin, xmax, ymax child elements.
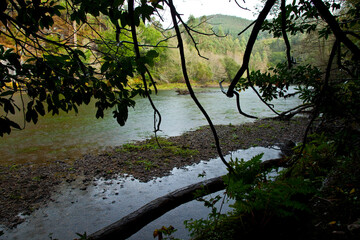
<box><xmin>88</xmin><ymin>176</ymin><xmax>225</xmax><ymax>240</ymax></box>
<box><xmin>175</xmin><ymin>88</ymin><xmax>190</xmax><ymax>95</ymax></box>
<box><xmin>88</xmin><ymin>157</ymin><xmax>286</xmax><ymax>240</ymax></box>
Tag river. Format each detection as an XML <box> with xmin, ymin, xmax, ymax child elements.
<box><xmin>1</xmin><ymin>147</ymin><xmax>282</xmax><ymax>240</ymax></box>
<box><xmin>1</xmin><ymin>87</ymin><xmax>301</xmax><ymax>239</ymax></box>
<box><xmin>0</xmin><ymin>87</ymin><xmax>302</xmax><ymax>165</ymax></box>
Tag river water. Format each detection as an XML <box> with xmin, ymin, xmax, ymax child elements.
<box><xmin>0</xmin><ymin>87</ymin><xmax>301</xmax><ymax>165</ymax></box>
<box><xmin>1</xmin><ymin>87</ymin><xmax>301</xmax><ymax>239</ymax></box>
<box><xmin>1</xmin><ymin>147</ymin><xmax>281</xmax><ymax>240</ymax></box>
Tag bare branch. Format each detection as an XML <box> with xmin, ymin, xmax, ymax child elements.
<box><xmin>227</xmin><ymin>0</ymin><xmax>277</xmax><ymax>98</ymax></box>
<box><xmin>128</xmin><ymin>0</ymin><xmax>162</xmax><ymax>137</ymax></box>
<box><xmin>234</xmin><ymin>90</ymin><xmax>258</xmax><ymax>119</ymax></box>
<box><xmin>311</xmin><ymin>0</ymin><xmax>360</xmax><ymax>58</ymax></box>
<box><xmin>246</xmin><ymin>68</ymin><xmax>281</xmax><ymax>116</ymax></box>
<box><xmin>271</xmin><ymin>104</ymin><xmax>314</xmax><ymax>121</ymax></box>
<box><xmin>238</xmin><ymin>20</ymin><xmax>256</xmax><ymax>36</ymax></box>
<box><xmin>167</xmin><ymin>0</ymin><xmax>234</xmax><ymax>173</ymax></box>
<box><xmin>219</xmin><ymin>80</ymin><xmax>257</xmax><ymax>119</ymax></box>
<box><xmin>234</xmin><ymin>0</ymin><xmax>250</xmax><ymax>11</ymax></box>
<box><xmin>291</xmin><ymin>40</ymin><xmax>339</xmax><ymax>165</ymax></box>
<box><xmin>176</xmin><ymin>16</ymin><xmax>210</xmax><ymax>60</ymax></box>
<box><xmin>281</xmin><ymin>0</ymin><xmax>292</xmax><ymax>69</ymax></box>
<box><xmin>344</xmin><ymin>31</ymin><xmax>360</xmax><ymax>40</ymax></box>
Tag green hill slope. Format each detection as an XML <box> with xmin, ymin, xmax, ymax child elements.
<box><xmin>207</xmin><ymin>14</ymin><xmax>254</xmax><ymax>38</ymax></box>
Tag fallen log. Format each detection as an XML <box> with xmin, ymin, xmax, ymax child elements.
<box><xmin>88</xmin><ymin>157</ymin><xmax>286</xmax><ymax>240</ymax></box>
<box><xmin>88</xmin><ymin>176</ymin><xmax>225</xmax><ymax>240</ymax></box>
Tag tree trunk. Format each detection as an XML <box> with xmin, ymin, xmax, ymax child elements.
<box><xmin>88</xmin><ymin>176</ymin><xmax>225</xmax><ymax>240</ymax></box>
<box><xmin>88</xmin><ymin>158</ymin><xmax>285</xmax><ymax>240</ymax></box>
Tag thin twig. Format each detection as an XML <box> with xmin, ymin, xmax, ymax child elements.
<box><xmin>128</xmin><ymin>0</ymin><xmax>162</xmax><ymax>144</ymax></box>
<box><xmin>219</xmin><ymin>80</ymin><xmax>257</xmax><ymax>119</ymax></box>
<box><xmin>234</xmin><ymin>0</ymin><xmax>250</xmax><ymax>11</ymax></box>
<box><xmin>238</xmin><ymin>20</ymin><xmax>256</xmax><ymax>36</ymax></box>
<box><xmin>246</xmin><ymin>68</ymin><xmax>280</xmax><ymax>116</ymax></box>
<box><xmin>168</xmin><ymin>0</ymin><xmax>234</xmax><ymax>173</ymax></box>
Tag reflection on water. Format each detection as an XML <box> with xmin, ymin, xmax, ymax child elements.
<box><xmin>0</xmin><ymin>88</ymin><xmax>301</xmax><ymax>165</ymax></box>
<box><xmin>0</xmin><ymin>146</ymin><xmax>281</xmax><ymax>240</ymax></box>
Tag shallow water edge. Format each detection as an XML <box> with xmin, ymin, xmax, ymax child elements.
<box><xmin>1</xmin><ymin>146</ymin><xmax>281</xmax><ymax>240</ymax></box>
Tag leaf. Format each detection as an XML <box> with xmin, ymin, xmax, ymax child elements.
<box><xmin>153</xmin><ymin>229</ymin><xmax>159</xmax><ymax>238</ymax></box>
<box><xmin>101</xmin><ymin>61</ymin><xmax>110</xmax><ymax>73</ymax></box>
<box><xmin>74</xmin><ymin>49</ymin><xmax>86</xmax><ymax>60</ymax></box>
<box><xmin>31</xmin><ymin>110</ymin><xmax>38</xmax><ymax>124</ymax></box>
<box><xmin>113</xmin><ymin>102</ymin><xmax>128</xmax><ymax>126</ymax></box>
<box><xmin>113</xmin><ymin>0</ymin><xmax>125</xmax><ymax>7</ymax></box>
<box><xmin>0</xmin><ymin>117</ymin><xmax>11</xmax><ymax>136</ymax></box>
<box><xmin>35</xmin><ymin>101</ymin><xmax>45</xmax><ymax>116</ymax></box>
<box><xmin>96</xmin><ymin>107</ymin><xmax>104</xmax><ymax>119</ymax></box>
<box><xmin>53</xmin><ymin>5</ymin><xmax>65</xmax><ymax>16</ymax></box>
<box><xmin>25</xmin><ymin>109</ymin><xmax>32</xmax><ymax>122</ymax></box>
<box><xmin>8</xmin><ymin>120</ymin><xmax>21</xmax><ymax>130</ymax></box>
<box><xmin>0</xmin><ymin>91</ymin><xmax>15</xmax><ymax>97</ymax></box>
<box><xmin>73</xmin><ymin>104</ymin><xmax>78</xmax><ymax>114</ymax></box>
<box><xmin>0</xmin><ymin>0</ymin><xmax>7</xmax><ymax>13</ymax></box>
<box><xmin>4</xmin><ymin>100</ymin><xmax>15</xmax><ymax>114</ymax></box>
<box><xmin>147</xmin><ymin>49</ymin><xmax>158</xmax><ymax>58</ymax></box>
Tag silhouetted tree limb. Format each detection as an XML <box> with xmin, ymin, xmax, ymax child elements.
<box><xmin>88</xmin><ymin>176</ymin><xmax>225</xmax><ymax>240</ymax></box>
<box><xmin>292</xmin><ymin>40</ymin><xmax>339</xmax><ymax>164</ymax></box>
<box><xmin>281</xmin><ymin>0</ymin><xmax>292</xmax><ymax>69</ymax></box>
<box><xmin>227</xmin><ymin>0</ymin><xmax>277</xmax><ymax>98</ymax></box>
<box><xmin>344</xmin><ymin>31</ymin><xmax>360</xmax><ymax>40</ymax></box>
<box><xmin>219</xmin><ymin>80</ymin><xmax>257</xmax><ymax>119</ymax></box>
<box><xmin>175</xmin><ymin>13</ymin><xmax>211</xmax><ymax>60</ymax></box>
<box><xmin>270</xmin><ymin>104</ymin><xmax>313</xmax><ymax>121</ymax></box>
<box><xmin>311</xmin><ymin>0</ymin><xmax>360</xmax><ymax>58</ymax></box>
<box><xmin>238</xmin><ymin>20</ymin><xmax>256</xmax><ymax>36</ymax></box>
<box><xmin>167</xmin><ymin>0</ymin><xmax>234</xmax><ymax>173</ymax></box>
<box><xmin>233</xmin><ymin>90</ymin><xmax>258</xmax><ymax>119</ymax></box>
<box><xmin>128</xmin><ymin>0</ymin><xmax>162</xmax><ymax>136</ymax></box>
<box><xmin>234</xmin><ymin>0</ymin><xmax>250</xmax><ymax>11</ymax></box>
<box><xmin>246</xmin><ymin>68</ymin><xmax>281</xmax><ymax>116</ymax></box>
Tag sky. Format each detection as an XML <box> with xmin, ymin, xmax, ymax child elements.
<box><xmin>160</xmin><ymin>0</ymin><xmax>263</xmax><ymax>26</ymax></box>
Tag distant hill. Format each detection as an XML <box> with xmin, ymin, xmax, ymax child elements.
<box><xmin>207</xmin><ymin>14</ymin><xmax>253</xmax><ymax>37</ymax></box>
<box><xmin>206</xmin><ymin>14</ymin><xmax>271</xmax><ymax>40</ymax></box>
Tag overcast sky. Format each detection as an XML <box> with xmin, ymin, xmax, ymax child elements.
<box><xmin>159</xmin><ymin>0</ymin><xmax>263</xmax><ymax>26</ymax></box>
<box><xmin>175</xmin><ymin>0</ymin><xmax>261</xmax><ymax>19</ymax></box>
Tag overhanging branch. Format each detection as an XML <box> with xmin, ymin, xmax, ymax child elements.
<box><xmin>128</xmin><ymin>0</ymin><xmax>162</xmax><ymax>136</ymax></box>
<box><xmin>281</xmin><ymin>0</ymin><xmax>292</xmax><ymax>69</ymax></box>
<box><xmin>311</xmin><ymin>0</ymin><xmax>360</xmax><ymax>58</ymax></box>
<box><xmin>227</xmin><ymin>0</ymin><xmax>277</xmax><ymax>98</ymax></box>
<box><xmin>167</xmin><ymin>0</ymin><xmax>234</xmax><ymax>173</ymax></box>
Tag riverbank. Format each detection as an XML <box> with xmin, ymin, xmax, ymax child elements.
<box><xmin>155</xmin><ymin>82</ymin><xmax>226</xmax><ymax>90</ymax></box>
<box><xmin>0</xmin><ymin>117</ymin><xmax>309</xmax><ymax>229</ymax></box>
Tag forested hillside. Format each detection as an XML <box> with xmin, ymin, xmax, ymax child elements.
<box><xmin>152</xmin><ymin>14</ymin><xmax>319</xmax><ymax>85</ymax></box>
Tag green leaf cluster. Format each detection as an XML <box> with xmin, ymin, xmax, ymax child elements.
<box><xmin>237</xmin><ymin>62</ymin><xmax>322</xmax><ymax>102</ymax></box>
<box><xmin>0</xmin><ymin>0</ymin><xmax>168</xmax><ymax>136</ymax></box>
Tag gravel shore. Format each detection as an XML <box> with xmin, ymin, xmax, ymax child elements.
<box><xmin>0</xmin><ymin>117</ymin><xmax>309</xmax><ymax>228</ymax></box>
